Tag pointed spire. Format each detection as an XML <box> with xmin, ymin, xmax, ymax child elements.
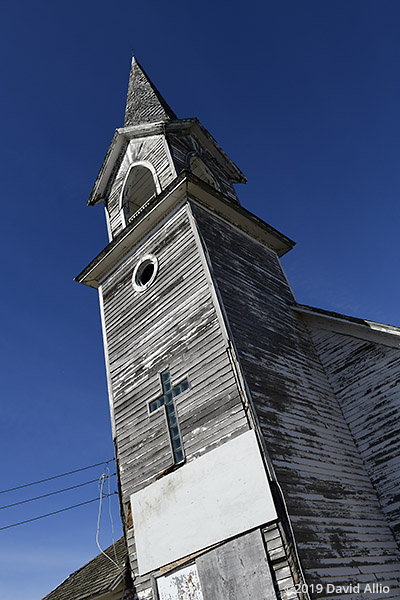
<box><xmin>124</xmin><ymin>56</ymin><xmax>177</xmax><ymax>127</ymax></box>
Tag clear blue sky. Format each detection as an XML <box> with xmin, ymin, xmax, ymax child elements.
<box><xmin>1</xmin><ymin>1</ymin><xmax>399</xmax><ymax>598</ymax></box>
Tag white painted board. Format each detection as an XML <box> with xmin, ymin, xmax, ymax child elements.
<box><xmin>131</xmin><ymin>430</ymin><xmax>277</xmax><ymax>574</ymax></box>
<box><xmin>157</xmin><ymin>564</ymin><xmax>204</xmax><ymax>600</ymax></box>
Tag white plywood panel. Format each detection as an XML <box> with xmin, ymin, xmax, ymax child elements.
<box><xmin>157</xmin><ymin>564</ymin><xmax>204</xmax><ymax>600</ymax></box>
<box><xmin>131</xmin><ymin>430</ymin><xmax>277</xmax><ymax>574</ymax></box>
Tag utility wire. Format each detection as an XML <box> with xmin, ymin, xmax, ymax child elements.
<box><xmin>107</xmin><ymin>466</ymin><xmax>119</xmax><ymax>568</ymax></box>
<box><xmin>0</xmin><ymin>460</ymin><xmax>115</xmax><ymax>496</ymax></box>
<box><xmin>96</xmin><ymin>469</ymin><xmax>123</xmax><ymax>574</ymax></box>
<box><xmin>0</xmin><ymin>494</ymin><xmax>117</xmax><ymax>531</ymax></box>
<box><xmin>0</xmin><ymin>474</ymin><xmax>116</xmax><ymax>511</ymax></box>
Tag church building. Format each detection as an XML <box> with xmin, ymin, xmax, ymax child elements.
<box><xmin>44</xmin><ymin>58</ymin><xmax>400</xmax><ymax>600</ymax></box>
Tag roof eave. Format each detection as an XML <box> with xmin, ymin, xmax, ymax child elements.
<box><xmin>87</xmin><ymin>120</ymin><xmax>183</xmax><ymax>207</ymax></box>
<box><xmin>76</xmin><ymin>171</ymin><xmax>294</xmax><ymax>289</ymax></box>
<box><xmin>87</xmin><ymin>130</ymin><xmax>126</xmax><ymax>206</ymax></box>
<box><xmin>194</xmin><ymin>121</ymin><xmax>247</xmax><ymax>184</ymax></box>
<box><xmin>165</xmin><ymin>119</ymin><xmax>246</xmax><ymax>184</ymax></box>
<box><xmin>293</xmin><ymin>304</ymin><xmax>400</xmax><ymax>348</ymax></box>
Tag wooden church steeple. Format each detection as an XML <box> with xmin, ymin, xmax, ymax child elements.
<box><xmin>86</xmin><ymin>58</ymin><xmax>247</xmax><ymax>240</ymax></box>
<box><xmin>75</xmin><ymin>59</ymin><xmax>400</xmax><ymax>600</ymax></box>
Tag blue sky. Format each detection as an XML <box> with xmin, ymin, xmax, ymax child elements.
<box><xmin>1</xmin><ymin>1</ymin><xmax>399</xmax><ymax>598</ymax></box>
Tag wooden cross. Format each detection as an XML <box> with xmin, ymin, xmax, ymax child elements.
<box><xmin>149</xmin><ymin>370</ymin><xmax>189</xmax><ymax>464</ymax></box>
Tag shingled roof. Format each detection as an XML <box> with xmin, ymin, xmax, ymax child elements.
<box><xmin>124</xmin><ymin>56</ymin><xmax>177</xmax><ymax>126</ymax></box>
<box><xmin>42</xmin><ymin>537</ymin><xmax>131</xmax><ymax>600</ymax></box>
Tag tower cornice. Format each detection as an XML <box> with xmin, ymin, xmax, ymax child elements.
<box><xmin>76</xmin><ymin>171</ymin><xmax>294</xmax><ymax>289</ymax></box>
<box><xmin>87</xmin><ymin>119</ymin><xmax>246</xmax><ymax>207</ymax></box>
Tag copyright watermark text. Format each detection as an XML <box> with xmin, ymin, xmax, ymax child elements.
<box><xmin>295</xmin><ymin>583</ymin><xmax>391</xmax><ymax>595</ymax></box>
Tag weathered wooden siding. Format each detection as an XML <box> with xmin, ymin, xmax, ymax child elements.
<box><xmin>306</xmin><ymin>324</ymin><xmax>400</xmax><ymax>551</ymax></box>
<box><xmin>100</xmin><ymin>204</ymin><xmax>251</xmax><ymax>597</ymax></box>
<box><xmin>262</xmin><ymin>522</ymin><xmax>306</xmax><ymax>600</ymax></box>
<box><xmin>196</xmin><ymin>529</ymin><xmax>276</xmax><ymax>599</ymax></box>
<box><xmin>106</xmin><ymin>135</ymin><xmax>175</xmax><ymax>238</ymax></box>
<box><xmin>167</xmin><ymin>133</ymin><xmax>239</xmax><ymax>203</ymax></box>
<box><xmin>191</xmin><ymin>201</ymin><xmax>400</xmax><ymax>599</ymax></box>
<box><xmin>126</xmin><ymin>523</ymin><xmax>302</xmax><ymax>600</ymax></box>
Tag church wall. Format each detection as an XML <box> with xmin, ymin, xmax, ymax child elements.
<box><xmin>125</xmin><ymin>524</ymin><xmax>302</xmax><ymax>600</ymax></box>
<box><xmin>100</xmin><ymin>203</ymin><xmax>254</xmax><ymax>595</ymax></box>
<box><xmin>126</xmin><ymin>526</ymin><xmax>295</xmax><ymax>600</ymax></box>
<box><xmin>191</xmin><ymin>201</ymin><xmax>400</xmax><ymax>599</ymax></box>
<box><xmin>99</xmin><ymin>200</ymin><xmax>308</xmax><ymax>600</ymax></box>
<box><xmin>101</xmin><ymin>203</ymin><xmax>250</xmax><ymax>493</ymax></box>
<box><xmin>106</xmin><ymin>135</ymin><xmax>176</xmax><ymax>238</ymax></box>
<box><xmin>306</xmin><ymin>324</ymin><xmax>400</xmax><ymax>552</ymax></box>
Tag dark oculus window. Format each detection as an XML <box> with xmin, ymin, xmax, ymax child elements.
<box><xmin>132</xmin><ymin>255</ymin><xmax>158</xmax><ymax>292</ymax></box>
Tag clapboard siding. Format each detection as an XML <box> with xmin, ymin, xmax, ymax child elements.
<box><xmin>106</xmin><ymin>135</ymin><xmax>175</xmax><ymax>238</ymax></box>
<box><xmin>263</xmin><ymin>522</ymin><xmax>305</xmax><ymax>600</ymax></box>
<box><xmin>167</xmin><ymin>133</ymin><xmax>239</xmax><ymax>203</ymax></box>
<box><xmin>101</xmin><ymin>204</ymin><xmax>254</xmax><ymax>596</ymax></box>
<box><xmin>307</xmin><ymin>326</ymin><xmax>400</xmax><ymax>551</ymax></box>
<box><xmin>191</xmin><ymin>201</ymin><xmax>400</xmax><ymax>599</ymax></box>
<box><xmin>127</xmin><ymin>525</ymin><xmax>296</xmax><ymax>600</ymax></box>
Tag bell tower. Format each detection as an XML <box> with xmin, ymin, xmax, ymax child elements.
<box><xmin>77</xmin><ymin>58</ymin><xmax>400</xmax><ymax>600</ymax></box>
<box><xmin>77</xmin><ymin>56</ymin><xmax>301</xmax><ymax>599</ymax></box>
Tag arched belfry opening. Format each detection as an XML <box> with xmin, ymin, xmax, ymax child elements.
<box><xmin>121</xmin><ymin>163</ymin><xmax>158</xmax><ymax>224</ymax></box>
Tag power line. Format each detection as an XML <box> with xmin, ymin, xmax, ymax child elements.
<box><xmin>0</xmin><ymin>494</ymin><xmax>117</xmax><ymax>531</ymax></box>
<box><xmin>0</xmin><ymin>474</ymin><xmax>116</xmax><ymax>511</ymax></box>
<box><xmin>96</xmin><ymin>469</ymin><xmax>123</xmax><ymax>574</ymax></box>
<box><xmin>0</xmin><ymin>460</ymin><xmax>115</xmax><ymax>496</ymax></box>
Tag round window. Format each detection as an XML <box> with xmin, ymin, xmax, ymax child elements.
<box><xmin>132</xmin><ymin>254</ymin><xmax>158</xmax><ymax>292</ymax></box>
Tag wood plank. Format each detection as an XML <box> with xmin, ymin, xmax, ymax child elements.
<box><xmin>309</xmin><ymin>326</ymin><xmax>400</xmax><ymax>550</ymax></box>
<box><xmin>191</xmin><ymin>201</ymin><xmax>400</xmax><ymax>595</ymax></box>
<box><xmin>196</xmin><ymin>530</ymin><xmax>277</xmax><ymax>600</ymax></box>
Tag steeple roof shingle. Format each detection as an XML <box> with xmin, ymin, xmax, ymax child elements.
<box><xmin>124</xmin><ymin>56</ymin><xmax>177</xmax><ymax>126</ymax></box>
